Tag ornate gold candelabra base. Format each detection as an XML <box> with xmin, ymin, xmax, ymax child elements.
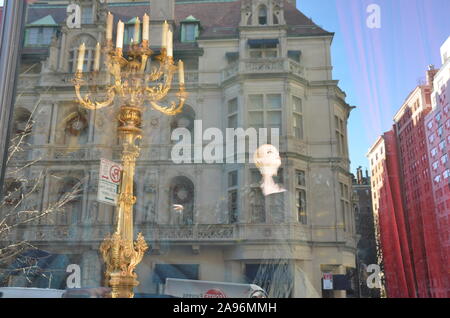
<box><xmin>100</xmin><ymin>233</ymin><xmax>148</xmax><ymax>298</ymax></box>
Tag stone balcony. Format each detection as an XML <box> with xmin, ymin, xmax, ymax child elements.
<box><xmin>11</xmin><ymin>223</ymin><xmax>311</xmax><ymax>244</ymax></box>
<box><xmin>29</xmin><ymin>70</ymin><xmax>199</xmax><ymax>89</ymax></box>
<box><xmin>222</xmin><ymin>58</ymin><xmax>306</xmax><ymax>83</ymax></box>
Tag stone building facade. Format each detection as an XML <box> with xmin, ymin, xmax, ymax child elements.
<box><xmin>1</xmin><ymin>0</ymin><xmax>355</xmax><ymax>297</ymax></box>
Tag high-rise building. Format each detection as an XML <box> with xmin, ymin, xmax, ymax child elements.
<box><xmin>424</xmin><ymin>37</ymin><xmax>450</xmax><ymax>294</ymax></box>
<box><xmin>0</xmin><ymin>0</ymin><xmax>356</xmax><ymax>297</ymax></box>
<box><xmin>368</xmin><ymin>131</ymin><xmax>416</xmax><ymax>298</ymax></box>
<box><xmin>351</xmin><ymin>167</ymin><xmax>380</xmax><ymax>298</ymax></box>
<box><xmin>368</xmin><ymin>37</ymin><xmax>450</xmax><ymax>297</ymax></box>
<box><xmin>392</xmin><ymin>71</ymin><xmax>447</xmax><ymax>298</ymax></box>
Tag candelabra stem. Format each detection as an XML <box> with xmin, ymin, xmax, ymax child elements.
<box><xmin>99</xmin><ymin>104</ymin><xmax>148</xmax><ymax>298</ymax></box>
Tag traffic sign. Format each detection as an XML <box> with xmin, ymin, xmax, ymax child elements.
<box><xmin>97</xmin><ymin>158</ymin><xmax>122</xmax><ymax>206</ymax></box>
<box><xmin>323</xmin><ymin>273</ymin><xmax>333</xmax><ymax>290</ymax></box>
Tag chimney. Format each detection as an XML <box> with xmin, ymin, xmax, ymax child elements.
<box><xmin>426</xmin><ymin>64</ymin><xmax>438</xmax><ymax>86</ymax></box>
<box><xmin>149</xmin><ymin>0</ymin><xmax>175</xmax><ymax>49</ymax></box>
<box><xmin>357</xmin><ymin>167</ymin><xmax>364</xmax><ymax>185</ymax></box>
<box><xmin>150</xmin><ymin>0</ymin><xmax>175</xmax><ymax>21</ymax></box>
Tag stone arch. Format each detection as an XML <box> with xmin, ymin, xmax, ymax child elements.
<box><xmin>10</xmin><ymin>107</ymin><xmax>34</xmax><ymax>157</ymax></box>
<box><xmin>169</xmin><ymin>176</ymin><xmax>195</xmax><ymax>225</ymax></box>
<box><xmin>258</xmin><ymin>4</ymin><xmax>268</xmax><ymax>25</ymax></box>
<box><xmin>3</xmin><ymin>178</ymin><xmax>23</xmax><ymax>206</ymax></box>
<box><xmin>56</xmin><ymin>103</ymin><xmax>89</xmax><ymax>146</ymax></box>
<box><xmin>13</xmin><ymin>107</ymin><xmax>33</xmax><ymax>135</ymax></box>
<box><xmin>170</xmin><ymin>104</ymin><xmax>196</xmax><ymax>144</ymax></box>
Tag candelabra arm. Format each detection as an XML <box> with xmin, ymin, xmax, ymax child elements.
<box><xmin>73</xmin><ymin>71</ymin><xmax>116</xmax><ymax>110</ymax></box>
<box><xmin>149</xmin><ymin>85</ymin><xmax>188</xmax><ymax>116</ymax></box>
<box><xmin>144</xmin><ymin>63</ymin><xmax>177</xmax><ymax>102</ymax></box>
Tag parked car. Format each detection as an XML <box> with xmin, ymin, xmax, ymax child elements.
<box><xmin>164</xmin><ymin>278</ymin><xmax>267</xmax><ymax>298</ymax></box>
<box><xmin>0</xmin><ymin>287</ymin><xmax>111</xmax><ymax>298</ymax></box>
<box><xmin>0</xmin><ymin>287</ymin><xmax>66</xmax><ymax>298</ymax></box>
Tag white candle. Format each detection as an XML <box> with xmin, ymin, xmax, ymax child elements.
<box><xmin>106</xmin><ymin>12</ymin><xmax>113</xmax><ymax>40</ymax></box>
<box><xmin>142</xmin><ymin>14</ymin><xmax>149</xmax><ymax>42</ymax></box>
<box><xmin>94</xmin><ymin>42</ymin><xmax>101</xmax><ymax>71</ymax></box>
<box><xmin>116</xmin><ymin>20</ymin><xmax>124</xmax><ymax>49</ymax></box>
<box><xmin>161</xmin><ymin>20</ymin><xmax>168</xmax><ymax>49</ymax></box>
<box><xmin>179</xmin><ymin>60</ymin><xmax>185</xmax><ymax>85</ymax></box>
<box><xmin>167</xmin><ymin>29</ymin><xmax>173</xmax><ymax>57</ymax></box>
<box><xmin>134</xmin><ymin>17</ymin><xmax>140</xmax><ymax>44</ymax></box>
<box><xmin>77</xmin><ymin>43</ymin><xmax>86</xmax><ymax>72</ymax></box>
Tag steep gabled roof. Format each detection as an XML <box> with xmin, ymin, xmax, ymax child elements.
<box><xmin>28</xmin><ymin>14</ymin><xmax>58</xmax><ymax>26</ymax></box>
<box><xmin>25</xmin><ymin>0</ymin><xmax>332</xmax><ymax>43</ymax></box>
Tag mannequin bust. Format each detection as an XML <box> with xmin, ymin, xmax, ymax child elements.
<box><xmin>253</xmin><ymin>144</ymin><xmax>286</xmax><ymax>196</ymax></box>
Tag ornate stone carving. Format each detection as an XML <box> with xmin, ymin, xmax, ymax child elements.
<box><xmin>54</xmin><ymin>148</ymin><xmax>86</xmax><ymax>160</ymax></box>
<box><xmin>143</xmin><ymin>184</ymin><xmax>156</xmax><ymax>193</ymax></box>
<box><xmin>245</xmin><ymin>60</ymin><xmax>284</xmax><ymax>73</ymax></box>
<box><xmin>54</xmin><ymin>226</ymin><xmax>69</xmax><ymax>239</ymax></box>
<box><xmin>150</xmin><ymin>117</ymin><xmax>159</xmax><ymax>127</ymax></box>
<box><xmin>198</xmin><ymin>226</ymin><xmax>234</xmax><ymax>239</ymax></box>
<box><xmin>159</xmin><ymin>227</ymin><xmax>193</xmax><ymax>239</ymax></box>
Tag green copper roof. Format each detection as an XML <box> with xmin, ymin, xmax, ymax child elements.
<box><xmin>28</xmin><ymin>15</ymin><xmax>58</xmax><ymax>26</ymax></box>
<box><xmin>127</xmin><ymin>17</ymin><xmax>139</xmax><ymax>24</ymax></box>
<box><xmin>181</xmin><ymin>15</ymin><xmax>200</xmax><ymax>23</ymax></box>
<box><xmin>176</xmin><ymin>0</ymin><xmax>236</xmax><ymax>3</ymax></box>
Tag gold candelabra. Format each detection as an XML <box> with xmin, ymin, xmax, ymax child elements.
<box><xmin>72</xmin><ymin>15</ymin><xmax>187</xmax><ymax>298</ymax></box>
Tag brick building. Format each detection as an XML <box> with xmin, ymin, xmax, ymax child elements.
<box><xmin>368</xmin><ymin>38</ymin><xmax>450</xmax><ymax>297</ymax></box>
<box><xmin>368</xmin><ymin>131</ymin><xmax>416</xmax><ymax>297</ymax></box>
<box><xmin>424</xmin><ymin>37</ymin><xmax>450</xmax><ymax>295</ymax></box>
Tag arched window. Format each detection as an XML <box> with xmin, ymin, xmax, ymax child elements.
<box><xmin>56</xmin><ymin>106</ymin><xmax>89</xmax><ymax>146</ymax></box>
<box><xmin>249</xmin><ymin>187</ymin><xmax>266</xmax><ymax>223</ymax></box>
<box><xmin>57</xmin><ymin>177</ymin><xmax>82</xmax><ymax>225</ymax></box>
<box><xmin>13</xmin><ymin>108</ymin><xmax>33</xmax><ymax>135</ymax></box>
<box><xmin>3</xmin><ymin>178</ymin><xmax>23</xmax><ymax>206</ymax></box>
<box><xmin>64</xmin><ymin>111</ymin><xmax>89</xmax><ymax>144</ymax></box>
<box><xmin>258</xmin><ymin>5</ymin><xmax>268</xmax><ymax>25</ymax></box>
<box><xmin>273</xmin><ymin>4</ymin><xmax>282</xmax><ymax>25</ymax></box>
<box><xmin>11</xmin><ymin>108</ymin><xmax>33</xmax><ymax>152</ymax></box>
<box><xmin>273</xmin><ymin>13</ymin><xmax>279</xmax><ymax>25</ymax></box>
<box><xmin>169</xmin><ymin>176</ymin><xmax>194</xmax><ymax>225</ymax></box>
<box><xmin>68</xmin><ymin>34</ymin><xmax>97</xmax><ymax>73</ymax></box>
<box><xmin>170</xmin><ymin>105</ymin><xmax>195</xmax><ymax>143</ymax></box>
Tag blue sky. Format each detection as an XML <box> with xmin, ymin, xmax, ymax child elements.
<box><xmin>297</xmin><ymin>0</ymin><xmax>450</xmax><ymax>173</ymax></box>
<box><xmin>1</xmin><ymin>0</ymin><xmax>448</xmax><ymax>173</ymax></box>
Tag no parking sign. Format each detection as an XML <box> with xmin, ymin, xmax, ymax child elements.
<box><xmin>97</xmin><ymin>158</ymin><xmax>122</xmax><ymax>206</ymax></box>
<box><xmin>323</xmin><ymin>273</ymin><xmax>333</xmax><ymax>290</ymax></box>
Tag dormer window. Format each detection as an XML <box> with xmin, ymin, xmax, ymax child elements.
<box><xmin>25</xmin><ymin>15</ymin><xmax>58</xmax><ymax>47</ymax></box>
<box><xmin>258</xmin><ymin>5</ymin><xmax>268</xmax><ymax>25</ymax></box>
<box><xmin>81</xmin><ymin>6</ymin><xmax>93</xmax><ymax>24</ymax></box>
<box><xmin>124</xmin><ymin>18</ymin><xmax>139</xmax><ymax>45</ymax></box>
<box><xmin>181</xmin><ymin>15</ymin><xmax>200</xmax><ymax>43</ymax></box>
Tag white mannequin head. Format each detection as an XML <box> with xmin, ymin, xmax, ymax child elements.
<box><xmin>253</xmin><ymin>144</ymin><xmax>282</xmax><ymax>177</ymax></box>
